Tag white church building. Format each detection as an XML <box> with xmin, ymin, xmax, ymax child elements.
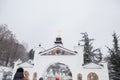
<box><xmin>12</xmin><ymin>36</ymin><xmax>109</xmax><ymax>80</ymax></box>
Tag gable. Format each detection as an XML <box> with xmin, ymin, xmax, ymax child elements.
<box><xmin>40</xmin><ymin>45</ymin><xmax>77</xmax><ymax>56</ymax></box>
<box><xmin>83</xmin><ymin>63</ymin><xmax>103</xmax><ymax>69</ymax></box>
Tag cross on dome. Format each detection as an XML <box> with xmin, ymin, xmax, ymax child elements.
<box><xmin>57</xmin><ymin>29</ymin><xmax>62</xmax><ymax>37</ymax></box>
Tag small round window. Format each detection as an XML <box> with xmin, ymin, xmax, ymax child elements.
<box><xmin>56</xmin><ymin>49</ymin><xmax>61</xmax><ymax>54</ymax></box>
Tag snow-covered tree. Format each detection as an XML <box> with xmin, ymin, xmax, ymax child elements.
<box><xmin>28</xmin><ymin>49</ymin><xmax>35</xmax><ymax>60</ymax></box>
<box><xmin>0</xmin><ymin>24</ymin><xmax>28</xmax><ymax>67</ymax></box>
<box><xmin>106</xmin><ymin>32</ymin><xmax>120</xmax><ymax>80</ymax></box>
<box><xmin>80</xmin><ymin>32</ymin><xmax>102</xmax><ymax>64</ymax></box>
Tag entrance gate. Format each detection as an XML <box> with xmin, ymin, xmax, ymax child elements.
<box><xmin>44</xmin><ymin>63</ymin><xmax>72</xmax><ymax>80</ymax></box>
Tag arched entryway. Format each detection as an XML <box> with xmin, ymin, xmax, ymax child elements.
<box><xmin>87</xmin><ymin>72</ymin><xmax>99</xmax><ymax>80</ymax></box>
<box><xmin>44</xmin><ymin>62</ymin><xmax>72</xmax><ymax>80</ymax></box>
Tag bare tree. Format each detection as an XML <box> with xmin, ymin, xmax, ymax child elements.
<box><xmin>0</xmin><ymin>24</ymin><xmax>28</xmax><ymax>67</ymax></box>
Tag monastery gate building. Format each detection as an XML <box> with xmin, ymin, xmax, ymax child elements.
<box><xmin>12</xmin><ymin>36</ymin><xmax>109</xmax><ymax>80</ymax></box>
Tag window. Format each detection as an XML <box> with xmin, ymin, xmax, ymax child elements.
<box><xmin>87</xmin><ymin>72</ymin><xmax>98</xmax><ymax>80</ymax></box>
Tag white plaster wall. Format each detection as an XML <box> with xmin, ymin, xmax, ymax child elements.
<box><xmin>34</xmin><ymin>54</ymin><xmax>82</xmax><ymax>80</ymax></box>
<box><xmin>33</xmin><ymin>46</ymin><xmax>109</xmax><ymax>80</ymax></box>
<box><xmin>34</xmin><ymin>55</ymin><xmax>109</xmax><ymax>80</ymax></box>
<box><xmin>82</xmin><ymin>62</ymin><xmax>109</xmax><ymax>80</ymax></box>
<box><xmin>12</xmin><ymin>46</ymin><xmax>109</xmax><ymax>80</ymax></box>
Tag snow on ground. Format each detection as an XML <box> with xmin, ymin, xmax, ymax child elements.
<box><xmin>0</xmin><ymin>66</ymin><xmax>12</xmax><ymax>80</ymax></box>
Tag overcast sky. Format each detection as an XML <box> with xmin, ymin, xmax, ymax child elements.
<box><xmin>0</xmin><ymin>0</ymin><xmax>120</xmax><ymax>55</ymax></box>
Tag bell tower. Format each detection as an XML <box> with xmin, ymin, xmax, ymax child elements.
<box><xmin>54</xmin><ymin>36</ymin><xmax>63</xmax><ymax>45</ymax></box>
<box><xmin>54</xmin><ymin>30</ymin><xmax>63</xmax><ymax>45</ymax></box>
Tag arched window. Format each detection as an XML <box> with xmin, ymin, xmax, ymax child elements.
<box><xmin>87</xmin><ymin>72</ymin><xmax>98</xmax><ymax>80</ymax></box>
<box><xmin>77</xmin><ymin>73</ymin><xmax>82</xmax><ymax>80</ymax></box>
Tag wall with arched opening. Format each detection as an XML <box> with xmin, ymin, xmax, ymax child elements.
<box><xmin>44</xmin><ymin>62</ymin><xmax>72</xmax><ymax>80</ymax></box>
<box><xmin>34</xmin><ymin>54</ymin><xmax>82</xmax><ymax>80</ymax></box>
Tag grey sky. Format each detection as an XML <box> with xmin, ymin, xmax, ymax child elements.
<box><xmin>0</xmin><ymin>0</ymin><xmax>120</xmax><ymax>55</ymax></box>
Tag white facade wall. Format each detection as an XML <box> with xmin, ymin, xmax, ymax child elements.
<box><xmin>34</xmin><ymin>55</ymin><xmax>81</xmax><ymax>80</ymax></box>
<box><xmin>33</xmin><ymin>45</ymin><xmax>109</xmax><ymax>80</ymax></box>
<box><xmin>12</xmin><ymin>45</ymin><xmax>109</xmax><ymax>80</ymax></box>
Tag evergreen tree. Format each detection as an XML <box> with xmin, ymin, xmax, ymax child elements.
<box><xmin>106</xmin><ymin>33</ymin><xmax>120</xmax><ymax>80</ymax></box>
<box><xmin>80</xmin><ymin>32</ymin><xmax>102</xmax><ymax>64</ymax></box>
<box><xmin>28</xmin><ymin>49</ymin><xmax>35</xmax><ymax>60</ymax></box>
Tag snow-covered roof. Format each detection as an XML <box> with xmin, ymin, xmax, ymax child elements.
<box><xmin>40</xmin><ymin>45</ymin><xmax>77</xmax><ymax>56</ymax></box>
<box><xmin>83</xmin><ymin>63</ymin><xmax>103</xmax><ymax>69</ymax></box>
<box><xmin>17</xmin><ymin>60</ymin><xmax>34</xmax><ymax>68</ymax></box>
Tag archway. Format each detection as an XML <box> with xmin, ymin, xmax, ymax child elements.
<box><xmin>44</xmin><ymin>62</ymin><xmax>72</xmax><ymax>80</ymax></box>
<box><xmin>87</xmin><ymin>72</ymin><xmax>99</xmax><ymax>80</ymax></box>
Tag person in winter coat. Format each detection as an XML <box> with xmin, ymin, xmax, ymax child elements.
<box><xmin>13</xmin><ymin>68</ymin><xmax>24</xmax><ymax>80</ymax></box>
<box><xmin>55</xmin><ymin>77</ymin><xmax>60</xmax><ymax>80</ymax></box>
<box><xmin>24</xmin><ymin>71</ymin><xmax>30</xmax><ymax>80</ymax></box>
<box><xmin>39</xmin><ymin>77</ymin><xmax>43</xmax><ymax>80</ymax></box>
<box><xmin>33</xmin><ymin>72</ymin><xmax>37</xmax><ymax>80</ymax></box>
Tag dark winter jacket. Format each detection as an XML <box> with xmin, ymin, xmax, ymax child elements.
<box><xmin>13</xmin><ymin>72</ymin><xmax>24</xmax><ymax>80</ymax></box>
